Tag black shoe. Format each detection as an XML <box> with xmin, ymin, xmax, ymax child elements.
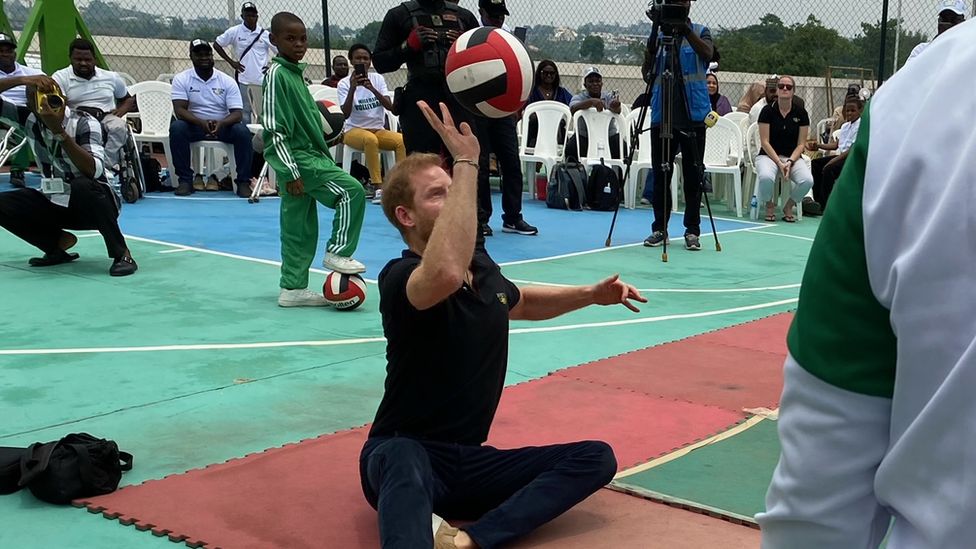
<box><xmin>684</xmin><ymin>233</ymin><xmax>701</xmax><ymax>251</ymax></box>
<box><xmin>481</xmin><ymin>223</ymin><xmax>493</xmax><ymax>237</ymax></box>
<box><xmin>9</xmin><ymin>170</ymin><xmax>25</xmax><ymax>188</ymax></box>
<box><xmin>175</xmin><ymin>181</ymin><xmax>193</xmax><ymax>196</ymax></box>
<box><xmin>643</xmin><ymin>231</ymin><xmax>669</xmax><ymax>247</ymax></box>
<box><xmin>29</xmin><ymin>250</ymin><xmax>79</xmax><ymax>267</ymax></box>
<box><xmin>236</xmin><ymin>181</ymin><xmax>253</xmax><ymax>198</ymax></box>
<box><xmin>110</xmin><ymin>255</ymin><xmax>138</xmax><ymax>277</ymax></box>
<box><xmin>502</xmin><ymin>219</ymin><xmax>538</xmax><ymax>235</ymax></box>
<box><xmin>362</xmin><ymin>182</ymin><xmax>378</xmax><ymax>200</ymax></box>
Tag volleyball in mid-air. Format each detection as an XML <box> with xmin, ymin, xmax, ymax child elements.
<box><xmin>323</xmin><ymin>272</ymin><xmax>367</xmax><ymax>311</ymax></box>
<box><xmin>445</xmin><ymin>27</ymin><xmax>534</xmax><ymax>118</ymax></box>
<box><xmin>316</xmin><ymin>99</ymin><xmax>345</xmax><ymax>145</ymax></box>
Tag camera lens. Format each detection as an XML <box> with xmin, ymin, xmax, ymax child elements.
<box><xmin>47</xmin><ymin>95</ymin><xmax>64</xmax><ymax>109</ymax></box>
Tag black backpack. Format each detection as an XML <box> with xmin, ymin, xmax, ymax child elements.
<box><xmin>140</xmin><ymin>153</ymin><xmax>163</xmax><ymax>192</ymax></box>
<box><xmin>1</xmin><ymin>446</ymin><xmax>27</xmax><ymax>494</ymax></box>
<box><xmin>546</xmin><ymin>162</ymin><xmax>588</xmax><ymax>211</ymax></box>
<box><xmin>16</xmin><ymin>433</ymin><xmax>132</xmax><ymax>504</ymax></box>
<box><xmin>585</xmin><ymin>159</ymin><xmax>621</xmax><ymax>211</ymax></box>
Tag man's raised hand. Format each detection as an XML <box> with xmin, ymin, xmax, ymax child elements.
<box><xmin>417</xmin><ymin>101</ymin><xmax>479</xmax><ymax>162</ymax></box>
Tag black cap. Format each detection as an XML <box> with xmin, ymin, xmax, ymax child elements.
<box><xmin>189</xmin><ymin>39</ymin><xmax>212</xmax><ymax>54</ymax></box>
<box><xmin>0</xmin><ymin>33</ymin><xmax>16</xmax><ymax>47</ymax></box>
<box><xmin>241</xmin><ymin>2</ymin><xmax>257</xmax><ymax>13</ymax></box>
<box><xmin>479</xmin><ymin>0</ymin><xmax>509</xmax><ymax>15</ymax></box>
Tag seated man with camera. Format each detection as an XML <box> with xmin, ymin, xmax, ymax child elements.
<box><xmin>52</xmin><ymin>39</ymin><xmax>135</xmax><ymax>177</ymax></box>
<box><xmin>0</xmin><ymin>75</ymin><xmax>137</xmax><ymax>277</ymax></box>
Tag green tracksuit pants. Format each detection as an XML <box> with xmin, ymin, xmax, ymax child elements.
<box><xmin>279</xmin><ymin>158</ymin><xmax>365</xmax><ymax>290</ymax></box>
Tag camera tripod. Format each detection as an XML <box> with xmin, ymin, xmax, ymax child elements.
<box><xmin>604</xmin><ymin>20</ymin><xmax>721</xmax><ymax>262</ymax></box>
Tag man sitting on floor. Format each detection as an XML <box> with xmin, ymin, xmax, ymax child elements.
<box><xmin>361</xmin><ymin>100</ymin><xmax>646</xmax><ymax>548</ymax></box>
<box><xmin>0</xmin><ymin>74</ymin><xmax>137</xmax><ymax>276</ymax></box>
<box><xmin>170</xmin><ymin>39</ymin><xmax>254</xmax><ymax>197</ymax></box>
<box><xmin>52</xmin><ymin>38</ymin><xmax>135</xmax><ymax>179</ymax></box>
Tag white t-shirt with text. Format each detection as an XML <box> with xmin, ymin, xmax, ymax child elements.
<box><xmin>52</xmin><ymin>66</ymin><xmax>128</xmax><ymax>112</ymax></box>
<box><xmin>171</xmin><ymin>68</ymin><xmax>242</xmax><ymax>121</ymax></box>
<box><xmin>336</xmin><ymin>72</ymin><xmax>390</xmax><ymax>132</ymax></box>
<box><xmin>215</xmin><ymin>23</ymin><xmax>276</xmax><ymax>86</ymax></box>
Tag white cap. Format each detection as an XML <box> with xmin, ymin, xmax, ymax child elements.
<box><xmin>938</xmin><ymin>0</ymin><xmax>967</xmax><ymax>16</ymax></box>
<box><xmin>582</xmin><ymin>66</ymin><xmax>601</xmax><ymax>80</ymax></box>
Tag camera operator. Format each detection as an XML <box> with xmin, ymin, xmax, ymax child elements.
<box><xmin>373</xmin><ymin>0</ymin><xmax>479</xmax><ymax>160</ymax></box>
<box><xmin>0</xmin><ymin>75</ymin><xmax>137</xmax><ymax>276</ymax></box>
<box><xmin>641</xmin><ymin>0</ymin><xmax>714</xmax><ymax>252</ymax></box>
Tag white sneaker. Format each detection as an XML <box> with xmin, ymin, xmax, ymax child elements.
<box><xmin>278</xmin><ymin>288</ymin><xmax>329</xmax><ymax>307</ymax></box>
<box><xmin>371</xmin><ymin>189</ymin><xmax>383</xmax><ymax>205</ymax></box>
<box><xmin>323</xmin><ymin>252</ymin><xmax>366</xmax><ymax>274</ymax></box>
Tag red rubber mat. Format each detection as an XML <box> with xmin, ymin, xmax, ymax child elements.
<box><xmin>487</xmin><ymin>376</ymin><xmax>744</xmax><ymax>470</ymax></box>
<box><xmin>509</xmin><ymin>488</ymin><xmax>759</xmax><ymax>548</ymax></box>
<box><xmin>76</xmin><ymin>381</ymin><xmax>742</xmax><ymax>548</ymax></box>
<box><xmin>555</xmin><ymin>314</ymin><xmax>791</xmax><ymax>413</ymax></box>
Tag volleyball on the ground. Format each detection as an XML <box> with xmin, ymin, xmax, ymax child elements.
<box><xmin>316</xmin><ymin>99</ymin><xmax>345</xmax><ymax>145</ymax></box>
<box><xmin>445</xmin><ymin>27</ymin><xmax>534</xmax><ymax>118</ymax></box>
<box><xmin>323</xmin><ymin>272</ymin><xmax>367</xmax><ymax>311</ymax></box>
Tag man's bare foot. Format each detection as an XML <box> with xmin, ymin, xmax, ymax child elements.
<box><xmin>453</xmin><ymin>530</ymin><xmax>479</xmax><ymax>549</ymax></box>
<box><xmin>58</xmin><ymin>231</ymin><xmax>77</xmax><ymax>251</ymax></box>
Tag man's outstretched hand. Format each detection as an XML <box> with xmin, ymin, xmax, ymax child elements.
<box><xmin>591</xmin><ymin>274</ymin><xmax>647</xmax><ymax>313</ymax></box>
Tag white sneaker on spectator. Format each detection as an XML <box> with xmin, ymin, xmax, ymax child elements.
<box><xmin>278</xmin><ymin>288</ymin><xmax>329</xmax><ymax>307</ymax></box>
<box><xmin>371</xmin><ymin>189</ymin><xmax>383</xmax><ymax>205</ymax></box>
<box><xmin>323</xmin><ymin>253</ymin><xmax>366</xmax><ymax>274</ymax></box>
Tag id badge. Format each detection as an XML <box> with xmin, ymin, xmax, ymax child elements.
<box><xmin>40</xmin><ymin>177</ymin><xmax>66</xmax><ymax>195</ymax></box>
<box><xmin>431</xmin><ymin>14</ymin><xmax>443</xmax><ymax>26</ymax></box>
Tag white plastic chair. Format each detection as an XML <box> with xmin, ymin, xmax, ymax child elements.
<box><xmin>129</xmin><ymin>81</ymin><xmax>175</xmax><ymax>172</ymax></box>
<box><xmin>155</xmin><ymin>73</ymin><xmax>175</xmax><ymax>84</ymax></box>
<box><xmin>191</xmin><ymin>142</ymin><xmax>237</xmax><ymax>185</ymax></box>
<box><xmin>310</xmin><ymin>85</ymin><xmax>337</xmax><ymax>104</ymax></box>
<box><xmin>746</xmin><ymin>122</ymin><xmax>802</xmax><ymax>221</ymax></box>
<box><xmin>573</xmin><ymin>108</ymin><xmax>627</xmax><ymax>174</ymax></box>
<box><xmin>723</xmin><ymin>111</ymin><xmax>750</xmax><ymax>155</ymax></box>
<box><xmin>702</xmin><ymin>117</ymin><xmax>744</xmax><ymax>217</ymax></box>
<box><xmin>518</xmin><ymin>101</ymin><xmax>571</xmax><ymax>197</ymax></box>
<box><xmin>623</xmin><ymin>109</ymin><xmax>654</xmax><ymax>209</ymax></box>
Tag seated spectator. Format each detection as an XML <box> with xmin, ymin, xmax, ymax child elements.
<box><xmin>523</xmin><ymin>59</ymin><xmax>572</xmax><ymax>149</ymax></box>
<box><xmin>756</xmin><ymin>75</ymin><xmax>813</xmax><ymax>223</ymax></box>
<box><xmin>170</xmin><ymin>39</ymin><xmax>254</xmax><ymax>197</ymax></box>
<box><xmin>0</xmin><ymin>32</ymin><xmax>42</xmax><ymax>188</ymax></box>
<box><xmin>706</xmin><ymin>72</ymin><xmax>732</xmax><ymax>116</ymax></box>
<box><xmin>737</xmin><ymin>80</ymin><xmax>765</xmax><ymax>113</ymax></box>
<box><xmin>568</xmin><ymin>66</ymin><xmax>621</xmax><ymax>161</ymax></box>
<box><xmin>749</xmin><ymin>77</ymin><xmax>778</xmax><ymax>126</ymax></box>
<box><xmin>0</xmin><ymin>75</ymin><xmax>137</xmax><ymax>276</ymax></box>
<box><xmin>337</xmin><ymin>43</ymin><xmax>404</xmax><ymax>203</ymax></box>
<box><xmin>907</xmin><ymin>0</ymin><xmax>966</xmax><ymax>63</ymax></box>
<box><xmin>526</xmin><ymin>60</ymin><xmax>572</xmax><ymax>106</ymax></box>
<box><xmin>806</xmin><ymin>96</ymin><xmax>862</xmax><ymax>211</ymax></box>
<box><xmin>322</xmin><ymin>55</ymin><xmax>348</xmax><ymax>87</ymax></box>
<box><xmin>52</xmin><ymin>38</ymin><xmax>135</xmax><ymax>176</ymax></box>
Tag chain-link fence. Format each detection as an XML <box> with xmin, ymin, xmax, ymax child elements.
<box><xmin>5</xmin><ymin>0</ymin><xmax>954</xmax><ymax>119</ymax></box>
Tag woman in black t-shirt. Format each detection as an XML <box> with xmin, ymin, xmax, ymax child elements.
<box><xmin>756</xmin><ymin>76</ymin><xmax>814</xmax><ymax>222</ymax></box>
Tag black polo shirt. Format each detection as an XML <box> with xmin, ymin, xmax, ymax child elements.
<box><xmin>758</xmin><ymin>103</ymin><xmax>810</xmax><ymax>157</ymax></box>
<box><xmin>369</xmin><ymin>248</ymin><xmax>521</xmax><ymax>445</ymax></box>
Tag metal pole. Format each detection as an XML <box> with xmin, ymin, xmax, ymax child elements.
<box><xmin>322</xmin><ymin>0</ymin><xmax>332</xmax><ymax>78</ymax></box>
<box><xmin>893</xmin><ymin>0</ymin><xmax>902</xmax><ymax>73</ymax></box>
<box><xmin>228</xmin><ymin>0</ymin><xmax>235</xmax><ymax>26</ymax></box>
<box><xmin>878</xmin><ymin>0</ymin><xmax>890</xmax><ymax>86</ymax></box>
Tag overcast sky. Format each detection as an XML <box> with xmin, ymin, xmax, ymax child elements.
<box><xmin>95</xmin><ymin>0</ymin><xmax>941</xmax><ymax>37</ymax></box>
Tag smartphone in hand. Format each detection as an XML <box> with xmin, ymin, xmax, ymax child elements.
<box><xmin>354</xmin><ymin>63</ymin><xmax>367</xmax><ymax>77</ymax></box>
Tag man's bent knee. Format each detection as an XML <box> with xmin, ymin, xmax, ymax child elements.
<box><xmin>577</xmin><ymin>440</ymin><xmax>617</xmax><ymax>485</ymax></box>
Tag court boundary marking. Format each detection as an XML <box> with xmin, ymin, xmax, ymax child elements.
<box><xmin>0</xmin><ymin>298</ymin><xmax>796</xmax><ymax>356</ymax></box>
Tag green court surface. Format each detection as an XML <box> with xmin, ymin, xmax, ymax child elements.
<box><xmin>0</xmin><ymin>216</ymin><xmax>818</xmax><ymax>548</ymax></box>
<box><xmin>613</xmin><ymin>418</ymin><xmax>782</xmax><ymax>522</ymax></box>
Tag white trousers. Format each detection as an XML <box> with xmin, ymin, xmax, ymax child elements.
<box><xmin>755</xmin><ymin>154</ymin><xmax>813</xmax><ymax>205</ymax></box>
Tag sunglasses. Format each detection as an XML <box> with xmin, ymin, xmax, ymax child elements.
<box><xmin>778</xmin><ymin>83</ymin><xmax>794</xmax><ymax>91</ymax></box>
<box><xmin>540</xmin><ymin>70</ymin><xmax>556</xmax><ymax>75</ymax></box>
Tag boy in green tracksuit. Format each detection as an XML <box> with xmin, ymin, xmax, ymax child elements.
<box><xmin>264</xmin><ymin>11</ymin><xmax>366</xmax><ymax>308</ymax></box>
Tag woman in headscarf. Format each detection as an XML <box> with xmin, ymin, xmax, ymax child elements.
<box><xmin>706</xmin><ymin>72</ymin><xmax>733</xmax><ymax>115</ymax></box>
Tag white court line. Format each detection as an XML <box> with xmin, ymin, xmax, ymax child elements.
<box><xmin>141</xmin><ymin>195</ymin><xmax>280</xmax><ymax>202</ymax></box>
<box><xmin>497</xmin><ymin>226</ymin><xmax>761</xmax><ymax>267</ymax></box>
<box><xmin>744</xmin><ymin>228</ymin><xmax>815</xmax><ymax>242</ymax></box>
<box><xmin>0</xmin><ymin>298</ymin><xmax>796</xmax><ymax>356</ymax></box>
<box><xmin>123</xmin><ymin>235</ymin><xmax>379</xmax><ymax>285</ymax></box>
<box><xmin>508</xmin><ymin>298</ymin><xmax>797</xmax><ymax>334</ymax></box>
<box><xmin>158</xmin><ymin>247</ymin><xmax>191</xmax><ymax>254</ymax></box>
<box><xmin>507</xmin><ymin>279</ymin><xmax>801</xmax><ymax>294</ymax></box>
<box><xmin>76</xmin><ymin>233</ymin><xmax>102</xmax><ymax>239</ymax></box>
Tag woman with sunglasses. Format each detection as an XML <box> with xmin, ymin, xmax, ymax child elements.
<box><xmin>756</xmin><ymin>76</ymin><xmax>813</xmax><ymax>223</ymax></box>
<box><xmin>522</xmin><ymin>60</ymin><xmax>572</xmax><ymax>150</ymax></box>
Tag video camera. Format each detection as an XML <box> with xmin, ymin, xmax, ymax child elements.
<box><xmin>645</xmin><ymin>0</ymin><xmax>694</xmax><ymax>26</ymax></box>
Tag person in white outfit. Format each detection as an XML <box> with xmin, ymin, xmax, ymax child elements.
<box><xmin>906</xmin><ymin>0</ymin><xmax>967</xmax><ymax>63</ymax></box>
<box><xmin>214</xmin><ymin>1</ymin><xmax>276</xmax><ymax>124</ymax></box>
<box><xmin>755</xmin><ymin>75</ymin><xmax>812</xmax><ymax>223</ymax></box>
<box><xmin>757</xmin><ymin>19</ymin><xmax>976</xmax><ymax>549</ymax></box>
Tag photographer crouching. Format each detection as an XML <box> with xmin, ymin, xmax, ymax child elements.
<box><xmin>0</xmin><ymin>75</ymin><xmax>137</xmax><ymax>276</ymax></box>
<box><xmin>642</xmin><ymin>0</ymin><xmax>714</xmax><ymax>252</ymax></box>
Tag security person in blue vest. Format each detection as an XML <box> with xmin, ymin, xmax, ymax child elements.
<box><xmin>641</xmin><ymin>1</ymin><xmax>714</xmax><ymax>252</ymax></box>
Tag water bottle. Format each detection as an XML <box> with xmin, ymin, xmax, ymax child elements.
<box><xmin>750</xmin><ymin>195</ymin><xmax>758</xmax><ymax>219</ymax></box>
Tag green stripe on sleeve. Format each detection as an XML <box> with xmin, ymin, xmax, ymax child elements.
<box><xmin>787</xmin><ymin>105</ymin><xmax>897</xmax><ymax>398</ymax></box>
